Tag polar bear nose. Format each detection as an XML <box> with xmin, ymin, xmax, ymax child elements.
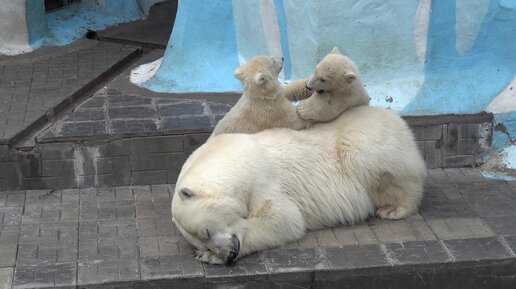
<box><xmin>227</xmin><ymin>251</ymin><xmax>238</xmax><ymax>264</ymax></box>
<box><xmin>281</xmin><ymin>57</ymin><xmax>284</xmax><ymax>61</ymax></box>
<box><xmin>226</xmin><ymin>235</ymin><xmax>240</xmax><ymax>264</ymax></box>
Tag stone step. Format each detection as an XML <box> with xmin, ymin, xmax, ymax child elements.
<box><xmin>1</xmin><ymin>170</ymin><xmax>515</xmax><ymax>288</ymax></box>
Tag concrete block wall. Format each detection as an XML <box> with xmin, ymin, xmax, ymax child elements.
<box><xmin>0</xmin><ymin>134</ymin><xmax>209</xmax><ymax>191</ymax></box>
<box><xmin>0</xmin><ymin>114</ymin><xmax>493</xmax><ymax>191</ymax></box>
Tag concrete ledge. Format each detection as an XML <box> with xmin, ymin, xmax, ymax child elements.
<box><xmin>0</xmin><ymin>111</ymin><xmax>494</xmax><ymax>191</ymax></box>
<box><xmin>1</xmin><ymin>172</ymin><xmax>515</xmax><ymax>288</ymax></box>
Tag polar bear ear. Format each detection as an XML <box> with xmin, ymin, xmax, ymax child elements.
<box><xmin>254</xmin><ymin>73</ymin><xmax>267</xmax><ymax>85</ymax></box>
<box><xmin>179</xmin><ymin>187</ymin><xmax>194</xmax><ymax>200</ymax></box>
<box><xmin>344</xmin><ymin>72</ymin><xmax>356</xmax><ymax>84</ymax></box>
<box><xmin>233</xmin><ymin>68</ymin><xmax>243</xmax><ymax>80</ymax></box>
<box><xmin>330</xmin><ymin>47</ymin><xmax>341</xmax><ymax>55</ymax></box>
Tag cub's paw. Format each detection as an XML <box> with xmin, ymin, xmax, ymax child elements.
<box><xmin>376</xmin><ymin>205</ymin><xmax>410</xmax><ymax>220</ymax></box>
<box><xmin>296</xmin><ymin>101</ymin><xmax>319</xmax><ymax>120</ymax></box>
<box><xmin>193</xmin><ymin>249</ymin><xmax>225</xmax><ymax>264</ymax></box>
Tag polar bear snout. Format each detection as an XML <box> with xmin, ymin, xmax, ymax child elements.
<box><xmin>226</xmin><ymin>235</ymin><xmax>240</xmax><ymax>264</ymax></box>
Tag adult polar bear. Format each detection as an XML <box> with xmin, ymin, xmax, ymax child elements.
<box><xmin>172</xmin><ymin>106</ymin><xmax>426</xmax><ymax>264</ymax></box>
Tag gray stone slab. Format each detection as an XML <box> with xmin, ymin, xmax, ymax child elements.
<box><xmin>140</xmin><ymin>255</ymin><xmax>204</xmax><ymax>280</ymax></box>
<box><xmin>0</xmin><ymin>244</ymin><xmax>17</xmax><ymax>267</ymax></box>
<box><xmin>0</xmin><ymin>191</ymin><xmax>25</xmax><ymax>207</ymax></box>
<box><xmin>40</xmin><ymin>87</ymin><xmax>215</xmax><ymax>141</ymax></box>
<box><xmin>17</xmin><ymin>241</ymin><xmax>78</xmax><ymax>266</ymax></box>
<box><xmin>13</xmin><ymin>262</ymin><xmax>76</xmax><ymax>289</ymax></box>
<box><xmin>22</xmin><ymin>203</ymin><xmax>79</xmax><ymax>224</ymax></box>
<box><xmin>325</xmin><ymin>244</ymin><xmax>390</xmax><ymax>270</ymax></box>
<box><xmin>484</xmin><ymin>216</ymin><xmax>516</xmax><ymax>235</ymax></box>
<box><xmin>261</xmin><ymin>247</ymin><xmax>329</xmax><ymax>273</ymax></box>
<box><xmin>136</xmin><ymin>216</ymin><xmax>177</xmax><ymax>238</ymax></box>
<box><xmin>0</xmin><ymin>267</ymin><xmax>13</xmax><ymax>289</ymax></box>
<box><xmin>501</xmin><ymin>235</ymin><xmax>516</xmax><ymax>255</ymax></box>
<box><xmin>0</xmin><ymin>207</ymin><xmax>22</xmax><ymax>226</ymax></box>
<box><xmin>79</xmin><ymin>219</ymin><xmax>137</xmax><ymax>241</ymax></box>
<box><xmin>0</xmin><ymin>224</ymin><xmax>20</xmax><ymax>243</ymax></box>
<box><xmin>425</xmin><ymin>218</ymin><xmax>494</xmax><ymax>240</ymax></box>
<box><xmin>332</xmin><ymin>223</ymin><xmax>379</xmax><ymax>245</ymax></box>
<box><xmin>19</xmin><ymin>222</ymin><xmax>78</xmax><ymax>245</ymax></box>
<box><xmin>79</xmin><ymin>237</ymin><xmax>139</xmax><ymax>262</ymax></box>
<box><xmin>443</xmin><ymin>237</ymin><xmax>513</xmax><ymax>261</ymax></box>
<box><xmin>382</xmin><ymin>240</ymin><xmax>451</xmax><ymax>265</ymax></box>
<box><xmin>78</xmin><ymin>259</ymin><xmax>140</xmax><ymax>286</ymax></box>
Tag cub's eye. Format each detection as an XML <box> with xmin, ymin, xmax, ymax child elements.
<box><xmin>320</xmin><ymin>78</ymin><xmax>326</xmax><ymax>83</ymax></box>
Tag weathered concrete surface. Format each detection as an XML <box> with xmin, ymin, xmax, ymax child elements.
<box><xmin>96</xmin><ymin>0</ymin><xmax>178</xmax><ymax>48</ymax></box>
<box><xmin>0</xmin><ymin>169</ymin><xmax>515</xmax><ymax>288</ymax></box>
<box><xmin>0</xmin><ymin>0</ymin><xmax>32</xmax><ymax>55</ymax></box>
<box><xmin>0</xmin><ymin>39</ymin><xmax>140</xmax><ymax>145</ymax></box>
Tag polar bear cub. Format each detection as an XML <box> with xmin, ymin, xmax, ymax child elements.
<box><xmin>211</xmin><ymin>56</ymin><xmax>310</xmax><ymax>137</ymax></box>
<box><xmin>297</xmin><ymin>47</ymin><xmax>370</xmax><ymax>122</ymax></box>
<box><xmin>172</xmin><ymin>105</ymin><xmax>426</xmax><ymax>264</ymax></box>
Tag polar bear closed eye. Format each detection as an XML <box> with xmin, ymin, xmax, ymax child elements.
<box><xmin>297</xmin><ymin>47</ymin><xmax>370</xmax><ymax>123</ymax></box>
<box><xmin>210</xmin><ymin>56</ymin><xmax>311</xmax><ymax>138</ymax></box>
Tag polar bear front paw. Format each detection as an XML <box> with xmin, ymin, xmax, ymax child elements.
<box><xmin>193</xmin><ymin>249</ymin><xmax>225</xmax><ymax>264</ymax></box>
<box><xmin>297</xmin><ymin>101</ymin><xmax>319</xmax><ymax>120</ymax></box>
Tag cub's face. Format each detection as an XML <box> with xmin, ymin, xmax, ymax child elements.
<box><xmin>171</xmin><ymin>187</ymin><xmax>247</xmax><ymax>264</ymax></box>
<box><xmin>233</xmin><ymin>56</ymin><xmax>284</xmax><ymax>89</ymax></box>
<box><xmin>307</xmin><ymin>48</ymin><xmax>357</xmax><ymax>95</ymax></box>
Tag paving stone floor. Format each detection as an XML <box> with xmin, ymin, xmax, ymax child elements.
<box><xmin>0</xmin><ymin>40</ymin><xmax>139</xmax><ymax>144</ymax></box>
<box><xmin>38</xmin><ymin>87</ymin><xmax>234</xmax><ymax>141</ymax></box>
<box><xmin>0</xmin><ymin>168</ymin><xmax>515</xmax><ymax>288</ymax></box>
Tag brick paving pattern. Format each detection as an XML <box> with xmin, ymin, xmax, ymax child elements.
<box><xmin>0</xmin><ymin>169</ymin><xmax>514</xmax><ymax>288</ymax></box>
<box><xmin>0</xmin><ymin>41</ymin><xmax>139</xmax><ymax>144</ymax></box>
<box><xmin>39</xmin><ymin>87</ymin><xmax>233</xmax><ymax>141</ymax></box>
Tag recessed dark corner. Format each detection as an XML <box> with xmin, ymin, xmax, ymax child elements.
<box><xmin>85</xmin><ymin>30</ymin><xmax>98</xmax><ymax>40</ymax></box>
<box><xmin>494</xmin><ymin>123</ymin><xmax>508</xmax><ymax>133</ymax></box>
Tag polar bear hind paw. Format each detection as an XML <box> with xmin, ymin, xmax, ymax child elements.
<box><xmin>375</xmin><ymin>205</ymin><xmax>410</xmax><ymax>220</ymax></box>
<box><xmin>193</xmin><ymin>249</ymin><xmax>225</xmax><ymax>264</ymax></box>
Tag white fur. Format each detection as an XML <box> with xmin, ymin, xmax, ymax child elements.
<box><xmin>211</xmin><ymin>56</ymin><xmax>309</xmax><ymax>138</ymax></box>
<box><xmin>172</xmin><ymin>106</ymin><xmax>426</xmax><ymax>264</ymax></box>
<box><xmin>297</xmin><ymin>47</ymin><xmax>370</xmax><ymax>123</ymax></box>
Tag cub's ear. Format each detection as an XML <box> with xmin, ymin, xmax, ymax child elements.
<box><xmin>344</xmin><ymin>71</ymin><xmax>356</xmax><ymax>84</ymax></box>
<box><xmin>330</xmin><ymin>47</ymin><xmax>341</xmax><ymax>55</ymax></box>
<box><xmin>254</xmin><ymin>73</ymin><xmax>267</xmax><ymax>85</ymax></box>
<box><xmin>233</xmin><ymin>68</ymin><xmax>243</xmax><ymax>80</ymax></box>
<box><xmin>178</xmin><ymin>187</ymin><xmax>195</xmax><ymax>200</ymax></box>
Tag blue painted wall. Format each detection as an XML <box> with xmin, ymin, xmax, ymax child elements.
<box><xmin>141</xmin><ymin>0</ymin><xmax>515</xmax><ymax>153</ymax></box>
<box><xmin>402</xmin><ymin>0</ymin><xmax>516</xmax><ymax>115</ymax></box>
<box><xmin>144</xmin><ymin>0</ymin><xmax>241</xmax><ymax>93</ymax></box>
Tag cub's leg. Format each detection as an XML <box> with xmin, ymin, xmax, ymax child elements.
<box><xmin>284</xmin><ymin>78</ymin><xmax>313</xmax><ymax>101</ymax></box>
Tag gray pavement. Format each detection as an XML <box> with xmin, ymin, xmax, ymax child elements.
<box><xmin>0</xmin><ymin>168</ymin><xmax>515</xmax><ymax>288</ymax></box>
<box><xmin>38</xmin><ymin>87</ymin><xmax>233</xmax><ymax>142</ymax></box>
<box><xmin>0</xmin><ymin>40</ymin><xmax>140</xmax><ymax>145</ymax></box>
<box><xmin>96</xmin><ymin>0</ymin><xmax>178</xmax><ymax>49</ymax></box>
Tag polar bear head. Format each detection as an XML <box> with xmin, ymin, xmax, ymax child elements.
<box><xmin>171</xmin><ymin>134</ymin><xmax>265</xmax><ymax>264</ymax></box>
<box><xmin>307</xmin><ymin>47</ymin><xmax>359</xmax><ymax>94</ymax></box>
<box><xmin>233</xmin><ymin>56</ymin><xmax>284</xmax><ymax>95</ymax></box>
<box><xmin>172</xmin><ymin>186</ymin><xmax>245</xmax><ymax>264</ymax></box>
